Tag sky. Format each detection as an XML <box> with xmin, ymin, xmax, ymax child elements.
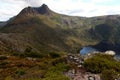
<box><xmin>0</xmin><ymin>0</ymin><xmax>120</xmax><ymax>21</ymax></box>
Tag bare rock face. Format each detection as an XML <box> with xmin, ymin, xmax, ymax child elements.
<box><xmin>34</xmin><ymin>4</ymin><xmax>51</xmax><ymax>15</ymax></box>
<box><xmin>19</xmin><ymin>4</ymin><xmax>52</xmax><ymax>16</ymax></box>
<box><xmin>19</xmin><ymin>7</ymin><xmax>38</xmax><ymax>15</ymax></box>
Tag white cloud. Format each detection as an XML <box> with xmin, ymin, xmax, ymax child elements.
<box><xmin>43</xmin><ymin>0</ymin><xmax>120</xmax><ymax>17</ymax></box>
<box><xmin>0</xmin><ymin>0</ymin><xmax>43</xmax><ymax>21</ymax></box>
<box><xmin>25</xmin><ymin>0</ymin><xmax>42</xmax><ymax>7</ymax></box>
<box><xmin>0</xmin><ymin>0</ymin><xmax>27</xmax><ymax>21</ymax></box>
<box><xmin>0</xmin><ymin>0</ymin><xmax>120</xmax><ymax>21</ymax></box>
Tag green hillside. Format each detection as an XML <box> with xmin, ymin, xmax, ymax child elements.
<box><xmin>0</xmin><ymin>4</ymin><xmax>120</xmax><ymax>55</ymax></box>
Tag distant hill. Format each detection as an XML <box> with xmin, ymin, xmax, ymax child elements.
<box><xmin>1</xmin><ymin>4</ymin><xmax>120</xmax><ymax>55</ymax></box>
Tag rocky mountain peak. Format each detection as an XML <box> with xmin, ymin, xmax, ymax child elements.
<box><xmin>19</xmin><ymin>4</ymin><xmax>52</xmax><ymax>16</ymax></box>
<box><xmin>34</xmin><ymin>4</ymin><xmax>51</xmax><ymax>15</ymax></box>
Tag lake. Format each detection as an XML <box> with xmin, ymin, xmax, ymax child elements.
<box><xmin>80</xmin><ymin>46</ymin><xmax>98</xmax><ymax>55</ymax></box>
<box><xmin>80</xmin><ymin>46</ymin><xmax>120</xmax><ymax>60</ymax></box>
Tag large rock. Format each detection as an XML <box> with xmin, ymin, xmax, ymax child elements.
<box><xmin>105</xmin><ymin>50</ymin><xmax>116</xmax><ymax>55</ymax></box>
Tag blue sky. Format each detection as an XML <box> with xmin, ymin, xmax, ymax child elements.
<box><xmin>0</xmin><ymin>0</ymin><xmax>120</xmax><ymax>21</ymax></box>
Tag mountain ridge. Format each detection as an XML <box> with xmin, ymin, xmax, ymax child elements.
<box><xmin>0</xmin><ymin>4</ymin><xmax>120</xmax><ymax>55</ymax></box>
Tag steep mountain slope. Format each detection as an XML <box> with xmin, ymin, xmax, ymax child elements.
<box><xmin>1</xmin><ymin>4</ymin><xmax>120</xmax><ymax>55</ymax></box>
<box><xmin>0</xmin><ymin>22</ymin><xmax>6</xmax><ymax>28</ymax></box>
<box><xmin>88</xmin><ymin>16</ymin><xmax>120</xmax><ymax>53</ymax></box>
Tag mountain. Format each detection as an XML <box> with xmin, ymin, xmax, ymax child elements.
<box><xmin>1</xmin><ymin>4</ymin><xmax>120</xmax><ymax>55</ymax></box>
<box><xmin>18</xmin><ymin>4</ymin><xmax>53</xmax><ymax>16</ymax></box>
<box><xmin>0</xmin><ymin>21</ymin><xmax>6</xmax><ymax>28</ymax></box>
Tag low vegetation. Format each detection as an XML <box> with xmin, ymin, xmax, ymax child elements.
<box><xmin>101</xmin><ymin>69</ymin><xmax>119</xmax><ymax>80</ymax></box>
<box><xmin>0</xmin><ymin>56</ymin><xmax>7</xmax><ymax>60</ymax></box>
<box><xmin>0</xmin><ymin>52</ymin><xmax>70</xmax><ymax>80</ymax></box>
<box><xmin>48</xmin><ymin>52</ymin><xmax>61</xmax><ymax>58</ymax></box>
<box><xmin>41</xmin><ymin>63</ymin><xmax>70</xmax><ymax>80</ymax></box>
<box><xmin>83</xmin><ymin>54</ymin><xmax>120</xmax><ymax>80</ymax></box>
<box><xmin>15</xmin><ymin>69</ymin><xmax>25</xmax><ymax>76</ymax></box>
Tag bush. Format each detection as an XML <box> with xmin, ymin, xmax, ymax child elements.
<box><xmin>49</xmin><ymin>52</ymin><xmax>60</xmax><ymax>58</ymax></box>
<box><xmin>13</xmin><ymin>46</ymin><xmax>44</xmax><ymax>58</ymax></box>
<box><xmin>24</xmin><ymin>52</ymin><xmax>44</xmax><ymax>58</ymax></box>
<box><xmin>12</xmin><ymin>52</ymin><xmax>25</xmax><ymax>57</ymax></box>
<box><xmin>101</xmin><ymin>69</ymin><xmax>118</xmax><ymax>80</ymax></box>
<box><xmin>0</xmin><ymin>61</ymin><xmax>8</xmax><ymax>68</ymax></box>
<box><xmin>15</xmin><ymin>69</ymin><xmax>25</xmax><ymax>76</ymax></box>
<box><xmin>24</xmin><ymin>46</ymin><xmax>32</xmax><ymax>53</ymax></box>
<box><xmin>5</xmin><ymin>76</ymin><xmax>13</xmax><ymax>80</ymax></box>
<box><xmin>13</xmin><ymin>51</ymin><xmax>44</xmax><ymax>58</ymax></box>
<box><xmin>43</xmin><ymin>63</ymin><xmax>70</xmax><ymax>80</ymax></box>
<box><xmin>0</xmin><ymin>56</ymin><xmax>7</xmax><ymax>60</ymax></box>
<box><xmin>83</xmin><ymin>54</ymin><xmax>120</xmax><ymax>73</ymax></box>
<box><xmin>52</xmin><ymin>57</ymin><xmax>67</xmax><ymax>66</ymax></box>
<box><xmin>48</xmin><ymin>63</ymin><xmax>70</xmax><ymax>73</ymax></box>
<box><xmin>23</xmin><ymin>47</ymin><xmax>45</xmax><ymax>58</ymax></box>
<box><xmin>43</xmin><ymin>74</ymin><xmax>70</xmax><ymax>80</ymax></box>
